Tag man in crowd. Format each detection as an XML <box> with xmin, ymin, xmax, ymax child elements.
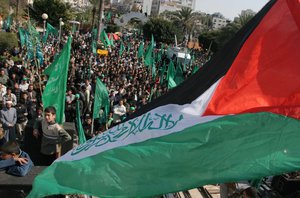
<box><xmin>0</xmin><ymin>100</ymin><xmax>17</xmax><ymax>142</ymax></box>
<box><xmin>0</xmin><ymin>68</ymin><xmax>9</xmax><ymax>85</ymax></box>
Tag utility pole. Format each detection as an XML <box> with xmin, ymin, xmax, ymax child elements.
<box><xmin>96</xmin><ymin>0</ymin><xmax>104</xmax><ymax>42</ymax></box>
<box><xmin>16</xmin><ymin>0</ymin><xmax>19</xmax><ymax>27</ymax></box>
<box><xmin>91</xmin><ymin>6</ymin><xmax>96</xmax><ymax>30</ymax></box>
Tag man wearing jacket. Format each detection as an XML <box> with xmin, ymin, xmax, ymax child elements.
<box><xmin>0</xmin><ymin>100</ymin><xmax>17</xmax><ymax>142</ymax></box>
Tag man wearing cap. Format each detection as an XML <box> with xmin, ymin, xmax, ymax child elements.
<box><xmin>0</xmin><ymin>100</ymin><xmax>17</xmax><ymax>141</ymax></box>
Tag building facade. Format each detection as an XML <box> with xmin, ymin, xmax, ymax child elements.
<box><xmin>210</xmin><ymin>13</ymin><xmax>230</xmax><ymax>29</ymax></box>
<box><xmin>151</xmin><ymin>0</ymin><xmax>195</xmax><ymax>16</ymax></box>
<box><xmin>63</xmin><ymin>0</ymin><xmax>90</xmax><ymax>8</ymax></box>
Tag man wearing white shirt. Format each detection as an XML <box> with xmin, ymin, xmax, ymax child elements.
<box><xmin>0</xmin><ymin>82</ymin><xmax>7</xmax><ymax>106</ymax></box>
<box><xmin>113</xmin><ymin>100</ymin><xmax>126</xmax><ymax>124</ymax></box>
<box><xmin>19</xmin><ymin>79</ymin><xmax>29</xmax><ymax>92</ymax></box>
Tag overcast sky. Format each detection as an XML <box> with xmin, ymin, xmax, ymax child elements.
<box><xmin>195</xmin><ymin>0</ymin><xmax>270</xmax><ymax>20</ymax></box>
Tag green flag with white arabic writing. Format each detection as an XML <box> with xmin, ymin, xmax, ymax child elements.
<box><xmin>42</xmin><ymin>37</ymin><xmax>72</xmax><ymax>124</ymax></box>
<box><xmin>93</xmin><ymin>78</ymin><xmax>110</xmax><ymax>120</ymax></box>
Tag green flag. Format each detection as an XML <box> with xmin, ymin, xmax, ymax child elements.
<box><xmin>119</xmin><ymin>42</ymin><xmax>125</xmax><ymax>56</ymax></box>
<box><xmin>174</xmin><ymin>64</ymin><xmax>184</xmax><ymax>85</ymax></box>
<box><xmin>36</xmin><ymin>45</ymin><xmax>44</xmax><ymax>66</ymax></box>
<box><xmin>76</xmin><ymin>99</ymin><xmax>86</xmax><ymax>144</ymax></box>
<box><xmin>144</xmin><ymin>44</ymin><xmax>153</xmax><ymax>66</ymax></box>
<box><xmin>100</xmin><ymin>30</ymin><xmax>111</xmax><ymax>48</ymax></box>
<box><xmin>43</xmin><ymin>23</ymin><xmax>58</xmax><ymax>43</ymax></box>
<box><xmin>166</xmin><ymin>60</ymin><xmax>175</xmax><ymax>82</ymax></box>
<box><xmin>92</xmin><ymin>28</ymin><xmax>97</xmax><ymax>40</ymax></box>
<box><xmin>24</xmin><ymin>21</ymin><xmax>44</xmax><ymax>65</ymax></box>
<box><xmin>106</xmin><ymin>11</ymin><xmax>112</xmax><ymax>22</ymax></box>
<box><xmin>47</xmin><ymin>23</ymin><xmax>58</xmax><ymax>35</ymax></box>
<box><xmin>168</xmin><ymin>75</ymin><xmax>177</xmax><ymax>89</ymax></box>
<box><xmin>42</xmin><ymin>37</ymin><xmax>72</xmax><ymax>124</ymax></box>
<box><xmin>151</xmin><ymin>34</ymin><xmax>155</xmax><ymax>48</ymax></box>
<box><xmin>18</xmin><ymin>27</ymin><xmax>26</xmax><ymax>47</ymax></box>
<box><xmin>144</xmin><ymin>35</ymin><xmax>155</xmax><ymax>66</ymax></box>
<box><xmin>192</xmin><ymin>65</ymin><xmax>199</xmax><ymax>74</ymax></box>
<box><xmin>148</xmin><ymin>87</ymin><xmax>155</xmax><ymax>102</ymax></box>
<box><xmin>93</xmin><ymin>78</ymin><xmax>110</xmax><ymax>120</ymax></box>
<box><xmin>92</xmin><ymin>40</ymin><xmax>97</xmax><ymax>55</ymax></box>
<box><xmin>138</xmin><ymin>41</ymin><xmax>144</xmax><ymax>59</ymax></box>
<box><xmin>25</xmin><ymin>22</ymin><xmax>37</xmax><ymax>61</ymax></box>
<box><xmin>156</xmin><ymin>50</ymin><xmax>162</xmax><ymax>63</ymax></box>
<box><xmin>110</xmin><ymin>36</ymin><xmax>115</xmax><ymax>47</ymax></box>
<box><xmin>160</xmin><ymin>61</ymin><xmax>166</xmax><ymax>85</ymax></box>
<box><xmin>3</xmin><ymin>15</ymin><xmax>12</xmax><ymax>30</ymax></box>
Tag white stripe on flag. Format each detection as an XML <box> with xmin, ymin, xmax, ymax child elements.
<box><xmin>57</xmin><ymin>79</ymin><xmax>222</xmax><ymax>162</ymax></box>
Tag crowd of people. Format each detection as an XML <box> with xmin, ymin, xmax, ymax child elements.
<box><xmin>0</xmin><ymin>25</ymin><xmax>211</xmax><ymax>166</ymax></box>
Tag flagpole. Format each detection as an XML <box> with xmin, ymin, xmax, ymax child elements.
<box><xmin>91</xmin><ymin>118</ymin><xmax>95</xmax><ymax>135</ymax></box>
<box><xmin>96</xmin><ymin>0</ymin><xmax>104</xmax><ymax>42</ymax></box>
<box><xmin>207</xmin><ymin>40</ymin><xmax>213</xmax><ymax>55</ymax></box>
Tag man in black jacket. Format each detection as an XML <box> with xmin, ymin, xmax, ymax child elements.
<box><xmin>15</xmin><ymin>102</ymin><xmax>28</xmax><ymax>142</ymax></box>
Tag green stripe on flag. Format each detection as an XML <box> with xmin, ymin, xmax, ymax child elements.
<box><xmin>28</xmin><ymin>112</ymin><xmax>300</xmax><ymax>197</ymax></box>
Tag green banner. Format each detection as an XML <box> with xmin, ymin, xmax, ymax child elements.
<box><xmin>93</xmin><ymin>78</ymin><xmax>110</xmax><ymax>120</ymax></box>
<box><xmin>42</xmin><ymin>37</ymin><xmax>72</xmax><ymax>124</ymax></box>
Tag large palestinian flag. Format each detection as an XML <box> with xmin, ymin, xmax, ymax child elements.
<box><xmin>29</xmin><ymin>0</ymin><xmax>300</xmax><ymax>197</ymax></box>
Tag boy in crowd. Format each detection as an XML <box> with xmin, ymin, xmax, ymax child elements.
<box><xmin>0</xmin><ymin>141</ymin><xmax>33</xmax><ymax>177</ymax></box>
<box><xmin>33</xmin><ymin>106</ymin><xmax>71</xmax><ymax>165</ymax></box>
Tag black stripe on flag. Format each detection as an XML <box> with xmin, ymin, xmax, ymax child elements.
<box><xmin>127</xmin><ymin>0</ymin><xmax>277</xmax><ymax>120</ymax></box>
